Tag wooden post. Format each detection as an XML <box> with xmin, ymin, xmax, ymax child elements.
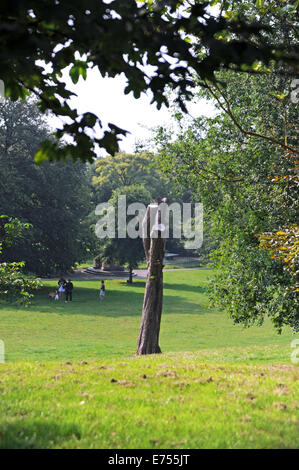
<box><xmin>136</xmin><ymin>201</ymin><xmax>166</xmax><ymax>355</ymax></box>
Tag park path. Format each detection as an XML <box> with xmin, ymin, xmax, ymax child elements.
<box><xmin>42</xmin><ymin>267</ymin><xmax>207</xmax><ymax>281</ymax></box>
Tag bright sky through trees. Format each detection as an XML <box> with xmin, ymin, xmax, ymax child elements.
<box><xmin>48</xmin><ymin>66</ymin><xmax>216</xmax><ymax>155</ymax></box>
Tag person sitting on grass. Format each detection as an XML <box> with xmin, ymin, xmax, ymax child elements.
<box><xmin>99</xmin><ymin>280</ymin><xmax>105</xmax><ymax>301</ymax></box>
<box><xmin>65</xmin><ymin>279</ymin><xmax>74</xmax><ymax>302</ymax></box>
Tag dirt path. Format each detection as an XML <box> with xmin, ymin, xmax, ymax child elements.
<box><xmin>41</xmin><ymin>267</ymin><xmax>208</xmax><ymax>282</ymax></box>
<box><xmin>42</xmin><ymin>269</ymin><xmax>146</xmax><ymax>281</ymax></box>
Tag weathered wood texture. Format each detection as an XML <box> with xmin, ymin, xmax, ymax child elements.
<box><xmin>136</xmin><ymin>203</ymin><xmax>166</xmax><ymax>355</ymax></box>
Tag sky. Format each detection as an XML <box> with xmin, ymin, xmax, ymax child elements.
<box><xmin>49</xmin><ymin>67</ymin><xmax>216</xmax><ymax>155</ymax></box>
<box><xmin>46</xmin><ymin>2</ymin><xmax>221</xmax><ymax>155</ymax></box>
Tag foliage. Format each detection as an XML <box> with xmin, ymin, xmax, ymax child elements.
<box><xmin>198</xmin><ymin>1</ymin><xmax>299</xmax><ymax>155</ymax></box>
<box><xmin>0</xmin><ymin>216</ymin><xmax>41</xmax><ymax>305</ymax></box>
<box><xmin>92</xmin><ymin>152</ymin><xmax>171</xmax><ymax>203</ymax></box>
<box><xmin>209</xmin><ymin>242</ymin><xmax>298</xmax><ymax>333</ymax></box>
<box><xmin>154</xmin><ymin>67</ymin><xmax>299</xmax><ymax>331</ymax></box>
<box><xmin>92</xmin><ymin>151</ymin><xmax>189</xmax><ymax>255</ymax></box>
<box><xmin>0</xmin><ymin>99</ymin><xmax>95</xmax><ymax>275</ymax></box>
<box><xmin>258</xmin><ymin>224</ymin><xmax>299</xmax><ymax>292</ymax></box>
<box><xmin>0</xmin><ymin>215</ymin><xmax>32</xmax><ymax>250</ymax></box>
<box><xmin>257</xmin><ymin>150</ymin><xmax>299</xmax><ymax>295</ymax></box>
<box><xmin>0</xmin><ymin>1</ymin><xmax>298</xmax><ymax>162</ymax></box>
<box><xmin>0</xmin><ymin>261</ymin><xmax>41</xmax><ymax>305</ymax></box>
<box><xmin>96</xmin><ymin>185</ymin><xmax>151</xmax><ymax>280</ymax></box>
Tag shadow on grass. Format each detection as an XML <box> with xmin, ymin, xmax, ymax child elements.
<box><xmin>118</xmin><ymin>281</ymin><xmax>208</xmax><ymax>295</ymax></box>
<box><xmin>0</xmin><ymin>419</ymin><xmax>81</xmax><ymax>449</ymax></box>
<box><xmin>163</xmin><ymin>283</ymin><xmax>208</xmax><ymax>294</ymax></box>
<box><xmin>119</xmin><ymin>280</ymin><xmax>146</xmax><ymax>288</ymax></box>
<box><xmin>5</xmin><ymin>282</ymin><xmax>209</xmax><ymax>318</ymax></box>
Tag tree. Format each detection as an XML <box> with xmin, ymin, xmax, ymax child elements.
<box><xmin>92</xmin><ymin>152</ymin><xmax>171</xmax><ymax>203</ymax></box>
<box><xmin>0</xmin><ymin>99</ymin><xmax>95</xmax><ymax>275</ymax></box>
<box><xmin>0</xmin><ymin>1</ymin><xmax>297</xmax><ymax>163</ymax></box>
<box><xmin>199</xmin><ymin>0</ymin><xmax>299</xmax><ymax>155</ymax></box>
<box><xmin>0</xmin><ymin>216</ymin><xmax>41</xmax><ymax>304</ymax></box>
<box><xmin>136</xmin><ymin>201</ymin><xmax>166</xmax><ymax>355</ymax></box>
<box><xmin>154</xmin><ymin>67</ymin><xmax>298</xmax><ymax>332</ymax></box>
<box><xmin>92</xmin><ymin>151</ymin><xmax>189</xmax><ymax>256</ymax></box>
<box><xmin>96</xmin><ymin>185</ymin><xmax>151</xmax><ymax>283</ymax></box>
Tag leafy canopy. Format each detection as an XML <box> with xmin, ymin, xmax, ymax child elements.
<box><xmin>92</xmin><ymin>152</ymin><xmax>172</xmax><ymax>203</ymax></box>
<box><xmin>96</xmin><ymin>185</ymin><xmax>151</xmax><ymax>273</ymax></box>
<box><xmin>154</xmin><ymin>67</ymin><xmax>299</xmax><ymax>332</ymax></box>
<box><xmin>0</xmin><ymin>0</ymin><xmax>298</xmax><ymax>163</ymax></box>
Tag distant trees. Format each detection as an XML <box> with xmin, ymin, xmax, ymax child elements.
<box><xmin>0</xmin><ymin>99</ymin><xmax>95</xmax><ymax>275</ymax></box>
<box><xmin>92</xmin><ymin>152</ymin><xmax>172</xmax><ymax>204</ymax></box>
<box><xmin>97</xmin><ymin>185</ymin><xmax>151</xmax><ymax>283</ymax></box>
<box><xmin>92</xmin><ymin>151</ymin><xmax>194</xmax><ymax>258</ymax></box>
<box><xmin>155</xmin><ymin>67</ymin><xmax>299</xmax><ymax>332</ymax></box>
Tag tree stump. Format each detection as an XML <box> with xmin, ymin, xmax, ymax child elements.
<box><xmin>136</xmin><ymin>201</ymin><xmax>166</xmax><ymax>355</ymax></box>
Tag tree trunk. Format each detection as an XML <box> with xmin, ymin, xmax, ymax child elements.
<box><xmin>136</xmin><ymin>202</ymin><xmax>165</xmax><ymax>355</ymax></box>
<box><xmin>128</xmin><ymin>266</ymin><xmax>133</xmax><ymax>284</ymax></box>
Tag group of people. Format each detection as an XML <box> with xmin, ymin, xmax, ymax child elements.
<box><xmin>57</xmin><ymin>278</ymin><xmax>74</xmax><ymax>302</ymax></box>
<box><xmin>53</xmin><ymin>278</ymin><xmax>106</xmax><ymax>302</ymax></box>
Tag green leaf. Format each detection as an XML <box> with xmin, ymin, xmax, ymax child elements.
<box><xmin>256</xmin><ymin>0</ymin><xmax>265</xmax><ymax>9</ymax></box>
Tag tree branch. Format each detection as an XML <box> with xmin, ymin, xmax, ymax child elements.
<box><xmin>204</xmin><ymin>81</ymin><xmax>299</xmax><ymax>156</ymax></box>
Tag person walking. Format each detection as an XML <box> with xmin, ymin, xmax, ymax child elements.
<box><xmin>65</xmin><ymin>279</ymin><xmax>74</xmax><ymax>302</ymax></box>
<box><xmin>99</xmin><ymin>280</ymin><xmax>105</xmax><ymax>301</ymax></box>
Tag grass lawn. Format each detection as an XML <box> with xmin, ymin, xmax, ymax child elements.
<box><xmin>0</xmin><ymin>269</ymin><xmax>298</xmax><ymax>448</ymax></box>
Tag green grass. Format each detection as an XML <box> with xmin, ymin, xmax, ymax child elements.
<box><xmin>0</xmin><ymin>355</ymin><xmax>298</xmax><ymax>449</ymax></box>
<box><xmin>0</xmin><ymin>270</ymin><xmax>296</xmax><ymax>363</ymax></box>
<box><xmin>138</xmin><ymin>259</ymin><xmax>202</xmax><ymax>269</ymax></box>
<box><xmin>0</xmin><ymin>269</ymin><xmax>298</xmax><ymax>449</ymax></box>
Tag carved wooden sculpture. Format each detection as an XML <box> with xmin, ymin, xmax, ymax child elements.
<box><xmin>136</xmin><ymin>200</ymin><xmax>166</xmax><ymax>355</ymax></box>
